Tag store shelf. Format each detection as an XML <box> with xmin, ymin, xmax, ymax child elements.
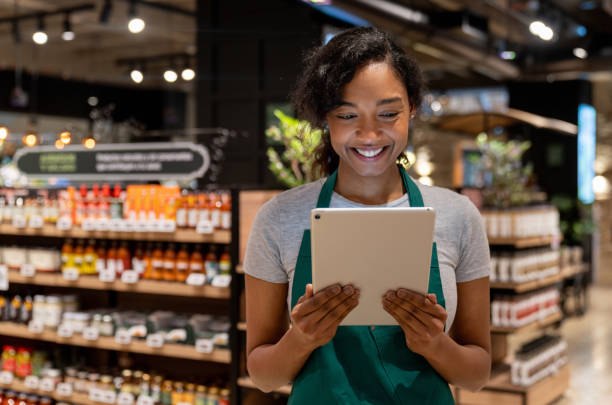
<box><xmin>488</xmin><ymin>236</ymin><xmax>554</xmax><ymax>249</ymax></box>
<box><xmin>7</xmin><ymin>270</ymin><xmax>230</xmax><ymax>299</ymax></box>
<box><xmin>237</xmin><ymin>377</ymin><xmax>292</xmax><ymax>396</ymax></box>
<box><xmin>1</xmin><ymin>378</ymin><xmax>93</xmax><ymax>405</ymax></box>
<box><xmin>456</xmin><ymin>364</ymin><xmax>569</xmax><ymax>405</ymax></box>
<box><xmin>561</xmin><ymin>264</ymin><xmax>586</xmax><ymax>278</ymax></box>
<box><xmin>0</xmin><ymin>223</ymin><xmax>231</xmax><ymax>244</ymax></box>
<box><xmin>490</xmin><ymin>272</ymin><xmax>563</xmax><ymax>293</ymax></box>
<box><xmin>0</xmin><ymin>322</ymin><xmax>231</xmax><ymax>364</ymax></box>
<box><xmin>237</xmin><ymin>322</ymin><xmax>246</xmax><ymax>331</ymax></box>
<box><xmin>491</xmin><ymin>312</ymin><xmax>562</xmax><ymax>334</ymax></box>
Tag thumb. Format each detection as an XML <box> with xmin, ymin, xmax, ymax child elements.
<box><xmin>427</xmin><ymin>293</ymin><xmax>438</xmax><ymax>305</ymax></box>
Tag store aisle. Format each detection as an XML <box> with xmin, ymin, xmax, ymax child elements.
<box><xmin>554</xmin><ymin>286</ymin><xmax>612</xmax><ymax>403</ymax></box>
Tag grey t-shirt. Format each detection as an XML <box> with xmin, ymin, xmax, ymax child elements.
<box><xmin>244</xmin><ymin>178</ymin><xmax>490</xmax><ymax>331</ymax></box>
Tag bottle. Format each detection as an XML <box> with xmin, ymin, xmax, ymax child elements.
<box><xmin>88</xmin><ymin>184</ymin><xmax>100</xmax><ymax>220</ymax></box>
<box><xmin>133</xmin><ymin>243</ymin><xmax>145</xmax><ymax>276</ymax></box>
<box><xmin>9</xmin><ymin>296</ymin><xmax>22</xmax><ymax>322</ymax></box>
<box><xmin>142</xmin><ymin>243</ymin><xmax>154</xmax><ymax>279</ymax></box>
<box><xmin>75</xmin><ymin>185</ymin><xmax>87</xmax><ymax>225</ymax></box>
<box><xmin>176</xmin><ymin>194</ymin><xmax>188</xmax><ymax>228</ymax></box>
<box><xmin>187</xmin><ymin>194</ymin><xmax>199</xmax><ymax>228</ymax></box>
<box><xmin>161</xmin><ymin>381</ymin><xmax>173</xmax><ymax>405</ymax></box>
<box><xmin>110</xmin><ymin>184</ymin><xmax>123</xmax><ymax>219</ymax></box>
<box><xmin>84</xmin><ymin>240</ymin><xmax>97</xmax><ymax>274</ymax></box>
<box><xmin>140</xmin><ymin>373</ymin><xmax>151</xmax><ymax>397</ymax></box>
<box><xmin>99</xmin><ymin>184</ymin><xmax>111</xmax><ymax>220</ymax></box>
<box><xmin>182</xmin><ymin>384</ymin><xmax>196</xmax><ymax>405</ymax></box>
<box><xmin>107</xmin><ymin>242</ymin><xmax>118</xmax><ymax>274</ymax></box>
<box><xmin>206</xmin><ymin>387</ymin><xmax>219</xmax><ymax>405</ymax></box>
<box><xmin>171</xmin><ymin>382</ymin><xmax>184</xmax><ymax>405</ymax></box>
<box><xmin>219</xmin><ymin>247</ymin><xmax>231</xmax><ymax>276</ymax></box>
<box><xmin>197</xmin><ymin>194</ymin><xmax>209</xmax><ymax>225</ymax></box>
<box><xmin>194</xmin><ymin>385</ymin><xmax>207</xmax><ymax>405</ymax></box>
<box><xmin>218</xmin><ymin>388</ymin><xmax>229</xmax><ymax>405</ymax></box>
<box><xmin>220</xmin><ymin>193</ymin><xmax>231</xmax><ymax>230</ymax></box>
<box><xmin>117</xmin><ymin>242</ymin><xmax>132</xmax><ymax>275</ymax></box>
<box><xmin>204</xmin><ymin>246</ymin><xmax>219</xmax><ymax>283</ymax></box>
<box><xmin>20</xmin><ymin>296</ymin><xmax>33</xmax><ymax>324</ymax></box>
<box><xmin>152</xmin><ymin>243</ymin><xmax>165</xmax><ymax>281</ymax></box>
<box><xmin>151</xmin><ymin>375</ymin><xmax>163</xmax><ymax>403</ymax></box>
<box><xmin>188</xmin><ymin>246</ymin><xmax>204</xmax><ymax>276</ymax></box>
<box><xmin>73</xmin><ymin>240</ymin><xmax>85</xmax><ymax>274</ymax></box>
<box><xmin>95</xmin><ymin>241</ymin><xmax>107</xmax><ymax>274</ymax></box>
<box><xmin>61</xmin><ymin>239</ymin><xmax>74</xmax><ymax>271</ymax></box>
<box><xmin>1</xmin><ymin>346</ymin><xmax>17</xmax><ymax>372</ymax></box>
<box><xmin>175</xmin><ymin>244</ymin><xmax>190</xmax><ymax>283</ymax></box>
<box><xmin>209</xmin><ymin>193</ymin><xmax>221</xmax><ymax>229</ymax></box>
<box><xmin>163</xmin><ymin>244</ymin><xmax>177</xmax><ymax>281</ymax></box>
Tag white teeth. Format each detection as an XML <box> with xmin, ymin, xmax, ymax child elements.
<box><xmin>356</xmin><ymin>147</ymin><xmax>384</xmax><ymax>157</ymax></box>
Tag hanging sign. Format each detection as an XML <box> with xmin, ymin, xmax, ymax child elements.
<box><xmin>14</xmin><ymin>142</ymin><xmax>210</xmax><ymax>180</ymax></box>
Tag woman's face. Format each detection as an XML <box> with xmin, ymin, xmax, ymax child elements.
<box><xmin>326</xmin><ymin>61</ymin><xmax>412</xmax><ymax>180</ymax></box>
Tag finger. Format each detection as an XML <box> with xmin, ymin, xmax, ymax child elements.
<box><xmin>296</xmin><ymin>283</ymin><xmax>344</xmax><ymax>316</ymax></box>
<box><xmin>310</xmin><ymin>285</ymin><xmax>358</xmax><ymax>323</ymax></box>
<box><xmin>387</xmin><ymin>291</ymin><xmax>446</xmax><ymax>331</ymax></box>
<box><xmin>382</xmin><ymin>298</ymin><xmax>423</xmax><ymax>337</ymax></box>
<box><xmin>383</xmin><ymin>296</ymin><xmax>430</xmax><ymax>336</ymax></box>
<box><xmin>395</xmin><ymin>289</ymin><xmax>446</xmax><ymax>319</ymax></box>
<box><xmin>317</xmin><ymin>290</ymin><xmax>360</xmax><ymax>330</ymax></box>
<box><xmin>427</xmin><ymin>293</ymin><xmax>438</xmax><ymax>305</ymax></box>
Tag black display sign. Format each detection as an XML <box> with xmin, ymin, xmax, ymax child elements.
<box><xmin>14</xmin><ymin>142</ymin><xmax>210</xmax><ymax>180</ymax></box>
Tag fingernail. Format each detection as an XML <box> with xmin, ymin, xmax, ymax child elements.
<box><xmin>331</xmin><ymin>286</ymin><xmax>341</xmax><ymax>294</ymax></box>
<box><xmin>385</xmin><ymin>292</ymin><xmax>394</xmax><ymax>299</ymax></box>
<box><xmin>343</xmin><ymin>285</ymin><xmax>354</xmax><ymax>295</ymax></box>
<box><xmin>398</xmin><ymin>289</ymin><xmax>407</xmax><ymax>298</ymax></box>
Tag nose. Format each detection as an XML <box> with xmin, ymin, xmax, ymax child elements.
<box><xmin>356</xmin><ymin>119</ymin><xmax>381</xmax><ymax>142</ymax></box>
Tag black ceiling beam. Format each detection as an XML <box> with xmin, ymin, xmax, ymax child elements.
<box><xmin>0</xmin><ymin>4</ymin><xmax>95</xmax><ymax>24</ymax></box>
<box><xmin>116</xmin><ymin>52</ymin><xmax>193</xmax><ymax>66</ymax></box>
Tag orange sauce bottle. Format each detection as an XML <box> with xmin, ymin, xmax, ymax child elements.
<box><xmin>117</xmin><ymin>242</ymin><xmax>131</xmax><ymax>275</ymax></box>
<box><xmin>152</xmin><ymin>243</ymin><xmax>164</xmax><ymax>281</ymax></box>
<box><xmin>219</xmin><ymin>246</ymin><xmax>231</xmax><ymax>276</ymax></box>
<box><xmin>142</xmin><ymin>242</ymin><xmax>153</xmax><ymax>279</ymax></box>
<box><xmin>189</xmin><ymin>245</ymin><xmax>204</xmax><ymax>276</ymax></box>
<box><xmin>220</xmin><ymin>193</ymin><xmax>231</xmax><ymax>230</ymax></box>
<box><xmin>73</xmin><ymin>240</ymin><xmax>85</xmax><ymax>274</ymax></box>
<box><xmin>175</xmin><ymin>244</ymin><xmax>190</xmax><ymax>282</ymax></box>
<box><xmin>95</xmin><ymin>241</ymin><xmax>107</xmax><ymax>274</ymax></box>
<box><xmin>107</xmin><ymin>241</ymin><xmax>118</xmax><ymax>274</ymax></box>
<box><xmin>163</xmin><ymin>243</ymin><xmax>176</xmax><ymax>281</ymax></box>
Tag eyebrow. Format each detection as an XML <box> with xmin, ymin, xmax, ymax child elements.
<box><xmin>339</xmin><ymin>97</ymin><xmax>403</xmax><ymax>107</ymax></box>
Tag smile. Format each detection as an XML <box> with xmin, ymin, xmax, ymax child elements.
<box><xmin>354</xmin><ymin>147</ymin><xmax>387</xmax><ymax>158</ymax></box>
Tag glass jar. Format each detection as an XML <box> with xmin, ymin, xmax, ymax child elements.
<box><xmin>121</xmin><ymin>369</ymin><xmax>133</xmax><ymax>394</ymax></box>
<box><xmin>44</xmin><ymin>368</ymin><xmax>61</xmax><ymax>386</ymax></box>
<box><xmin>87</xmin><ymin>372</ymin><xmax>101</xmax><ymax>393</ymax></box>
<box><xmin>182</xmin><ymin>384</ymin><xmax>195</xmax><ymax>405</ymax></box>
<box><xmin>140</xmin><ymin>373</ymin><xmax>151</xmax><ymax>397</ymax></box>
<box><xmin>64</xmin><ymin>367</ymin><xmax>77</xmax><ymax>388</ymax></box>
<box><xmin>206</xmin><ymin>387</ymin><xmax>218</xmax><ymax>405</ymax></box>
<box><xmin>99</xmin><ymin>375</ymin><xmax>113</xmax><ymax>391</ymax></box>
<box><xmin>194</xmin><ymin>386</ymin><xmax>207</xmax><ymax>405</ymax></box>
<box><xmin>75</xmin><ymin>371</ymin><xmax>89</xmax><ymax>393</ymax></box>
<box><xmin>16</xmin><ymin>393</ymin><xmax>27</xmax><ymax>405</ymax></box>
<box><xmin>100</xmin><ymin>315</ymin><xmax>114</xmax><ymax>336</ymax></box>
<box><xmin>15</xmin><ymin>347</ymin><xmax>32</xmax><ymax>378</ymax></box>
<box><xmin>26</xmin><ymin>395</ymin><xmax>38</xmax><ymax>405</ymax></box>
<box><xmin>44</xmin><ymin>296</ymin><xmax>62</xmax><ymax>329</ymax></box>
<box><xmin>1</xmin><ymin>346</ymin><xmax>17</xmax><ymax>372</ymax></box>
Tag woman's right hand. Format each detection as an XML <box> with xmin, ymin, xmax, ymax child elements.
<box><xmin>290</xmin><ymin>283</ymin><xmax>360</xmax><ymax>350</ymax></box>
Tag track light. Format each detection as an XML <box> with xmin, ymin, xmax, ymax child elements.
<box><xmin>83</xmin><ymin>136</ymin><xmax>96</xmax><ymax>149</ymax></box>
<box><xmin>23</xmin><ymin>133</ymin><xmax>38</xmax><ymax>147</ymax></box>
<box><xmin>181</xmin><ymin>68</ymin><xmax>195</xmax><ymax>81</ymax></box>
<box><xmin>163</xmin><ymin>69</ymin><xmax>178</xmax><ymax>83</ymax></box>
<box><xmin>529</xmin><ymin>20</ymin><xmax>554</xmax><ymax>41</ymax></box>
<box><xmin>62</xmin><ymin>14</ymin><xmax>75</xmax><ymax>41</ymax></box>
<box><xmin>0</xmin><ymin>126</ymin><xmax>8</xmax><ymax>140</ymax></box>
<box><xmin>32</xmin><ymin>16</ymin><xmax>48</xmax><ymax>45</ymax></box>
<box><xmin>130</xmin><ymin>68</ymin><xmax>144</xmax><ymax>83</ymax></box>
<box><xmin>573</xmin><ymin>47</ymin><xmax>588</xmax><ymax>59</ymax></box>
<box><xmin>128</xmin><ymin>1</ymin><xmax>145</xmax><ymax>34</ymax></box>
<box><xmin>100</xmin><ymin>0</ymin><xmax>113</xmax><ymax>24</ymax></box>
<box><xmin>60</xmin><ymin>130</ymin><xmax>72</xmax><ymax>144</ymax></box>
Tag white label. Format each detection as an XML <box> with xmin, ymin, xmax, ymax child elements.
<box><xmin>40</xmin><ymin>377</ymin><xmax>55</xmax><ymax>392</ymax></box>
<box><xmin>95</xmin><ymin>219</ymin><xmax>109</xmax><ymax>231</ymax></box>
<box><xmin>20</xmin><ymin>263</ymin><xmax>36</xmax><ymax>277</ymax></box>
<box><xmin>110</xmin><ymin>218</ymin><xmax>123</xmax><ymax>231</ymax></box>
<box><xmin>136</xmin><ymin>221</ymin><xmax>149</xmax><ymax>232</ymax></box>
<box><xmin>121</xmin><ymin>270</ymin><xmax>139</xmax><ymax>284</ymax></box>
<box><xmin>99</xmin><ymin>268</ymin><xmax>116</xmax><ymax>283</ymax></box>
<box><xmin>56</xmin><ymin>216</ymin><xmax>73</xmax><ymax>230</ymax></box>
<box><xmin>90</xmin><ymin>388</ymin><xmax>103</xmax><ymax>402</ymax></box>
<box><xmin>81</xmin><ymin>218</ymin><xmax>96</xmax><ymax>231</ymax></box>
<box><xmin>115</xmin><ymin>330</ymin><xmax>132</xmax><ymax>345</ymax></box>
<box><xmin>0</xmin><ymin>264</ymin><xmax>8</xmax><ymax>291</ymax></box>
<box><xmin>186</xmin><ymin>273</ymin><xmax>206</xmax><ymax>286</ymax></box>
<box><xmin>24</xmin><ymin>375</ymin><xmax>40</xmax><ymax>389</ymax></box>
<box><xmin>120</xmin><ymin>220</ymin><xmax>134</xmax><ymax>232</ymax></box>
<box><xmin>146</xmin><ymin>333</ymin><xmax>164</xmax><ymax>348</ymax></box>
<box><xmin>196</xmin><ymin>220</ymin><xmax>214</xmax><ymax>234</ymax></box>
<box><xmin>212</xmin><ymin>274</ymin><xmax>232</xmax><ymax>288</ymax></box>
<box><xmin>221</xmin><ymin>212</ymin><xmax>231</xmax><ymax>229</ymax></box>
<box><xmin>118</xmin><ymin>392</ymin><xmax>135</xmax><ymax>405</ymax></box>
<box><xmin>12</xmin><ymin>215</ymin><xmax>26</xmax><ymax>228</ymax></box>
<box><xmin>103</xmin><ymin>390</ymin><xmax>117</xmax><ymax>404</ymax></box>
<box><xmin>56</xmin><ymin>382</ymin><xmax>73</xmax><ymax>396</ymax></box>
<box><xmin>29</xmin><ymin>214</ymin><xmax>44</xmax><ymax>228</ymax></box>
<box><xmin>83</xmin><ymin>326</ymin><xmax>100</xmax><ymax>341</ymax></box>
<box><xmin>159</xmin><ymin>220</ymin><xmax>176</xmax><ymax>233</ymax></box>
<box><xmin>137</xmin><ymin>395</ymin><xmax>154</xmax><ymax>405</ymax></box>
<box><xmin>195</xmin><ymin>338</ymin><xmax>214</xmax><ymax>354</ymax></box>
<box><xmin>0</xmin><ymin>371</ymin><xmax>14</xmax><ymax>384</ymax></box>
<box><xmin>28</xmin><ymin>320</ymin><xmax>44</xmax><ymax>334</ymax></box>
<box><xmin>63</xmin><ymin>267</ymin><xmax>80</xmax><ymax>281</ymax></box>
<box><xmin>58</xmin><ymin>323</ymin><xmax>74</xmax><ymax>338</ymax></box>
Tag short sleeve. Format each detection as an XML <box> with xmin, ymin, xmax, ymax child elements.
<box><xmin>455</xmin><ymin>198</ymin><xmax>490</xmax><ymax>283</ymax></box>
<box><xmin>243</xmin><ymin>197</ymin><xmax>288</xmax><ymax>283</ymax></box>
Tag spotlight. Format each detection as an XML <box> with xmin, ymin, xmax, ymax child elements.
<box><xmin>529</xmin><ymin>21</ymin><xmax>545</xmax><ymax>36</ymax></box>
<box><xmin>573</xmin><ymin>47</ymin><xmax>588</xmax><ymax>59</ymax></box>
<box><xmin>181</xmin><ymin>68</ymin><xmax>195</xmax><ymax>81</ymax></box>
<box><xmin>23</xmin><ymin>133</ymin><xmax>38</xmax><ymax>147</ymax></box>
<box><xmin>529</xmin><ymin>20</ymin><xmax>554</xmax><ymax>41</ymax></box>
<box><xmin>83</xmin><ymin>137</ymin><xmax>96</xmax><ymax>149</ymax></box>
<box><xmin>0</xmin><ymin>126</ymin><xmax>8</xmax><ymax>140</ymax></box>
<box><xmin>430</xmin><ymin>100</ymin><xmax>442</xmax><ymax>112</ymax></box>
<box><xmin>130</xmin><ymin>69</ymin><xmax>144</xmax><ymax>83</ymax></box>
<box><xmin>163</xmin><ymin>69</ymin><xmax>178</xmax><ymax>83</ymax></box>
<box><xmin>60</xmin><ymin>131</ymin><xmax>71</xmax><ymax>144</ymax></box>
<box><xmin>32</xmin><ymin>16</ymin><xmax>48</xmax><ymax>45</ymax></box>
<box><xmin>128</xmin><ymin>1</ymin><xmax>145</xmax><ymax>34</ymax></box>
<box><xmin>62</xmin><ymin>14</ymin><xmax>75</xmax><ymax>41</ymax></box>
<box><xmin>55</xmin><ymin>139</ymin><xmax>65</xmax><ymax>150</ymax></box>
<box><xmin>539</xmin><ymin>26</ymin><xmax>554</xmax><ymax>41</ymax></box>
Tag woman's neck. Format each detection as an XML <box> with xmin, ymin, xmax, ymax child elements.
<box><xmin>334</xmin><ymin>164</ymin><xmax>405</xmax><ymax>205</ymax></box>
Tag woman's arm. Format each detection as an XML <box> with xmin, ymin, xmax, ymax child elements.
<box><xmin>246</xmin><ymin>275</ymin><xmax>359</xmax><ymax>392</ymax></box>
<box><xmin>383</xmin><ymin>277</ymin><xmax>491</xmax><ymax>391</ymax></box>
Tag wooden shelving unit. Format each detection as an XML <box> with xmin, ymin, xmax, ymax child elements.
<box><xmin>0</xmin><ymin>223</ymin><xmax>231</xmax><ymax>244</ymax></box>
<box><xmin>490</xmin><ymin>311</ymin><xmax>562</xmax><ymax>334</ymax></box>
<box><xmin>1</xmin><ymin>378</ymin><xmax>93</xmax><ymax>405</ymax></box>
<box><xmin>488</xmin><ymin>235</ymin><xmax>554</xmax><ymax>249</ymax></box>
<box><xmin>0</xmin><ymin>322</ymin><xmax>231</xmax><ymax>363</ymax></box>
<box><xmin>237</xmin><ymin>377</ymin><xmax>291</xmax><ymax>396</ymax></box>
<box><xmin>490</xmin><ymin>272</ymin><xmax>563</xmax><ymax>293</ymax></box>
<box><xmin>7</xmin><ymin>270</ymin><xmax>230</xmax><ymax>299</ymax></box>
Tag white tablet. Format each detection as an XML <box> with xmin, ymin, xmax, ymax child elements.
<box><xmin>311</xmin><ymin>207</ymin><xmax>436</xmax><ymax>326</ymax></box>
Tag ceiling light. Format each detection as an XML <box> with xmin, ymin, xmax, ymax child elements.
<box><xmin>55</xmin><ymin>139</ymin><xmax>65</xmax><ymax>149</ymax></box>
<box><xmin>128</xmin><ymin>17</ymin><xmax>145</xmax><ymax>33</ymax></box>
<box><xmin>593</xmin><ymin>175</ymin><xmax>610</xmax><ymax>195</ymax></box>
<box><xmin>573</xmin><ymin>47</ymin><xmax>588</xmax><ymax>59</ymax></box>
<box><xmin>539</xmin><ymin>26</ymin><xmax>554</xmax><ymax>41</ymax></box>
<box><xmin>62</xmin><ymin>15</ymin><xmax>75</xmax><ymax>41</ymax></box>
<box><xmin>60</xmin><ymin>130</ymin><xmax>71</xmax><ymax>144</ymax></box>
<box><xmin>130</xmin><ymin>69</ymin><xmax>144</xmax><ymax>83</ymax></box>
<box><xmin>0</xmin><ymin>126</ymin><xmax>8</xmax><ymax>140</ymax></box>
<box><xmin>415</xmin><ymin>160</ymin><xmax>433</xmax><ymax>177</ymax></box>
<box><xmin>529</xmin><ymin>21</ymin><xmax>545</xmax><ymax>36</ymax></box>
<box><xmin>163</xmin><ymin>69</ymin><xmax>178</xmax><ymax>83</ymax></box>
<box><xmin>32</xmin><ymin>17</ymin><xmax>48</xmax><ymax>45</ymax></box>
<box><xmin>430</xmin><ymin>100</ymin><xmax>442</xmax><ymax>112</ymax></box>
<box><xmin>23</xmin><ymin>133</ymin><xmax>38</xmax><ymax>147</ymax></box>
<box><xmin>181</xmin><ymin>68</ymin><xmax>195</xmax><ymax>81</ymax></box>
<box><xmin>500</xmin><ymin>50</ymin><xmax>516</xmax><ymax>60</ymax></box>
<box><xmin>83</xmin><ymin>137</ymin><xmax>96</xmax><ymax>149</ymax></box>
<box><xmin>576</xmin><ymin>25</ymin><xmax>587</xmax><ymax>37</ymax></box>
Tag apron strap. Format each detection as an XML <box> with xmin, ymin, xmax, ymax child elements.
<box><xmin>316</xmin><ymin>171</ymin><xmax>337</xmax><ymax>208</ymax></box>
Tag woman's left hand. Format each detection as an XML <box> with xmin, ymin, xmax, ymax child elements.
<box><xmin>382</xmin><ymin>289</ymin><xmax>448</xmax><ymax>357</ymax></box>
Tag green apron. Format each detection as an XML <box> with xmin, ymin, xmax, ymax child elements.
<box><xmin>288</xmin><ymin>165</ymin><xmax>454</xmax><ymax>404</ymax></box>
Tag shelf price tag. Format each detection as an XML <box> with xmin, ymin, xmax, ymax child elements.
<box><xmin>56</xmin><ymin>216</ymin><xmax>72</xmax><ymax>230</ymax></box>
<box><xmin>81</xmin><ymin>218</ymin><xmax>96</xmax><ymax>231</ymax></box>
<box><xmin>109</xmin><ymin>219</ymin><xmax>122</xmax><ymax>232</ymax></box>
<box><xmin>146</xmin><ymin>333</ymin><xmax>164</xmax><ymax>348</ymax></box>
<box><xmin>20</xmin><ymin>263</ymin><xmax>36</xmax><ymax>278</ymax></box>
<box><xmin>186</xmin><ymin>273</ymin><xmax>206</xmax><ymax>287</ymax></box>
<box><xmin>0</xmin><ymin>265</ymin><xmax>8</xmax><ymax>291</ymax></box>
<box><xmin>56</xmin><ymin>382</ymin><xmax>73</xmax><ymax>396</ymax></box>
<box><xmin>95</xmin><ymin>219</ymin><xmax>109</xmax><ymax>231</ymax></box>
<box><xmin>63</xmin><ymin>267</ymin><xmax>79</xmax><ymax>281</ymax></box>
<box><xmin>89</xmin><ymin>388</ymin><xmax>103</xmax><ymax>402</ymax></box>
<box><xmin>136</xmin><ymin>395</ymin><xmax>154</xmax><ymax>405</ymax></box>
<box><xmin>135</xmin><ymin>221</ymin><xmax>149</xmax><ymax>233</ymax></box>
<box><xmin>195</xmin><ymin>338</ymin><xmax>214</xmax><ymax>354</ymax></box>
<box><xmin>83</xmin><ymin>326</ymin><xmax>100</xmax><ymax>341</ymax></box>
<box><xmin>118</xmin><ymin>392</ymin><xmax>135</xmax><ymax>405</ymax></box>
<box><xmin>0</xmin><ymin>371</ymin><xmax>14</xmax><ymax>385</ymax></box>
<box><xmin>211</xmin><ymin>274</ymin><xmax>232</xmax><ymax>288</ymax></box>
<box><xmin>102</xmin><ymin>390</ymin><xmax>117</xmax><ymax>404</ymax></box>
<box><xmin>12</xmin><ymin>215</ymin><xmax>26</xmax><ymax>228</ymax></box>
<box><xmin>120</xmin><ymin>220</ymin><xmax>133</xmax><ymax>232</ymax></box>
<box><xmin>58</xmin><ymin>323</ymin><xmax>74</xmax><ymax>338</ymax></box>
<box><xmin>121</xmin><ymin>270</ymin><xmax>139</xmax><ymax>284</ymax></box>
<box><xmin>40</xmin><ymin>377</ymin><xmax>55</xmax><ymax>392</ymax></box>
<box><xmin>99</xmin><ymin>268</ymin><xmax>116</xmax><ymax>283</ymax></box>
<box><xmin>24</xmin><ymin>375</ymin><xmax>40</xmax><ymax>389</ymax></box>
<box><xmin>29</xmin><ymin>214</ymin><xmax>44</xmax><ymax>228</ymax></box>
<box><xmin>196</xmin><ymin>220</ymin><xmax>214</xmax><ymax>234</ymax></box>
<box><xmin>28</xmin><ymin>320</ymin><xmax>44</xmax><ymax>334</ymax></box>
<box><xmin>115</xmin><ymin>330</ymin><xmax>132</xmax><ymax>345</ymax></box>
<box><xmin>159</xmin><ymin>220</ymin><xmax>176</xmax><ymax>233</ymax></box>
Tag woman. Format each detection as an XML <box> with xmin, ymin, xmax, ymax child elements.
<box><xmin>244</xmin><ymin>26</ymin><xmax>491</xmax><ymax>404</ymax></box>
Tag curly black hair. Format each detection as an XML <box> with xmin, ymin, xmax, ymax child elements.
<box><xmin>291</xmin><ymin>26</ymin><xmax>425</xmax><ymax>177</ymax></box>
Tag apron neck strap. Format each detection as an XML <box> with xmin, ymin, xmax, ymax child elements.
<box><xmin>317</xmin><ymin>165</ymin><xmax>424</xmax><ymax>209</ymax></box>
